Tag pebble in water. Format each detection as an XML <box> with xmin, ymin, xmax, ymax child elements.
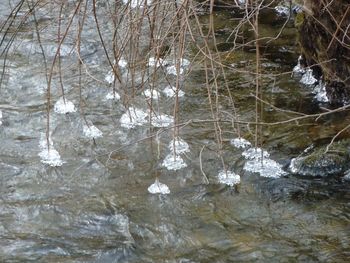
<box><xmin>148</xmin><ymin>178</ymin><xmax>170</xmax><ymax>194</ymax></box>
<box><xmin>300</xmin><ymin>68</ymin><xmax>317</xmax><ymax>85</ymax></box>
<box><xmin>162</xmin><ymin>153</ymin><xmax>187</xmax><ymax>171</ymax></box>
<box><xmin>168</xmin><ymin>137</ymin><xmax>190</xmax><ymax>154</ymax></box>
<box><xmin>54</xmin><ymin>98</ymin><xmax>76</xmax><ymax>114</ymax></box>
<box><xmin>120</xmin><ymin>107</ymin><xmax>148</xmax><ymax>129</ymax></box>
<box><xmin>83</xmin><ymin>124</ymin><xmax>103</xmax><ymax>139</ymax></box>
<box><xmin>162</xmin><ymin>85</ymin><xmax>185</xmax><ymax>98</ymax></box>
<box><xmin>218</xmin><ymin>170</ymin><xmax>240</xmax><ymax>186</ymax></box>
<box><xmin>231</xmin><ymin>137</ymin><xmax>251</xmax><ymax>149</ymax></box>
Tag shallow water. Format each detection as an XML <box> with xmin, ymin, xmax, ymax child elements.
<box><xmin>0</xmin><ymin>2</ymin><xmax>349</xmax><ymax>262</ymax></box>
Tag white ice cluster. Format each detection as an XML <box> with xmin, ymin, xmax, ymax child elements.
<box><xmin>54</xmin><ymin>98</ymin><xmax>76</xmax><ymax>114</ymax></box>
<box><xmin>150</xmin><ymin>114</ymin><xmax>174</xmax><ymax>128</ymax></box>
<box><xmin>162</xmin><ymin>85</ymin><xmax>185</xmax><ymax>98</ymax></box>
<box><xmin>120</xmin><ymin>108</ymin><xmax>148</xmax><ymax>129</ymax></box>
<box><xmin>162</xmin><ymin>153</ymin><xmax>187</xmax><ymax>170</ymax></box>
<box><xmin>230</xmin><ymin>137</ymin><xmax>251</xmax><ymax>149</ymax></box>
<box><xmin>38</xmin><ymin>133</ymin><xmax>63</xmax><ymax>167</ymax></box>
<box><xmin>218</xmin><ymin>170</ymin><xmax>241</xmax><ymax>186</ymax></box>
<box><xmin>293</xmin><ymin>56</ymin><xmax>305</xmax><ymax>75</ymax></box>
<box><xmin>274</xmin><ymin>5</ymin><xmax>290</xmax><ymax>16</ymax></box>
<box><xmin>148</xmin><ymin>57</ymin><xmax>164</xmax><ymax>67</ymax></box>
<box><xmin>105</xmin><ymin>90</ymin><xmax>121</xmax><ymax>100</ymax></box>
<box><xmin>168</xmin><ymin>137</ymin><xmax>190</xmax><ymax>154</ymax></box>
<box><xmin>148</xmin><ymin>178</ymin><xmax>170</xmax><ymax>194</ymax></box>
<box><xmin>83</xmin><ymin>124</ymin><xmax>103</xmax><ymax>139</ymax></box>
<box><xmin>242</xmin><ymin>147</ymin><xmax>270</xmax><ymax>160</ymax></box>
<box><xmin>313</xmin><ymin>81</ymin><xmax>329</xmax><ymax>103</ymax></box>
<box><xmin>143</xmin><ymin>89</ymin><xmax>160</xmax><ymax>99</ymax></box>
<box><xmin>300</xmin><ymin>68</ymin><xmax>317</xmax><ymax>85</ymax></box>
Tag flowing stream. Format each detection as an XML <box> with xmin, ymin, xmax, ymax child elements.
<box><xmin>0</xmin><ymin>1</ymin><xmax>349</xmax><ymax>262</ymax></box>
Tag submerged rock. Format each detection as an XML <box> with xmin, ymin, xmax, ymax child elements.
<box><xmin>289</xmin><ymin>140</ymin><xmax>350</xmax><ymax>177</ymax></box>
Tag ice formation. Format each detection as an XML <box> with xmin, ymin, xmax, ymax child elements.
<box><xmin>293</xmin><ymin>56</ymin><xmax>305</xmax><ymax>75</ymax></box>
<box><xmin>38</xmin><ymin>133</ymin><xmax>63</xmax><ymax>167</ymax></box>
<box><xmin>231</xmin><ymin>137</ymin><xmax>251</xmax><ymax>149</ymax></box>
<box><xmin>180</xmin><ymin>58</ymin><xmax>190</xmax><ymax>68</ymax></box>
<box><xmin>168</xmin><ymin>138</ymin><xmax>190</xmax><ymax>154</ymax></box>
<box><xmin>150</xmin><ymin>114</ymin><xmax>174</xmax><ymax>128</ymax></box>
<box><xmin>143</xmin><ymin>89</ymin><xmax>160</xmax><ymax>99</ymax></box>
<box><xmin>243</xmin><ymin>158</ymin><xmax>286</xmax><ymax>178</ymax></box>
<box><xmin>218</xmin><ymin>170</ymin><xmax>241</xmax><ymax>186</ymax></box>
<box><xmin>242</xmin><ymin>148</ymin><xmax>270</xmax><ymax>160</ymax></box>
<box><xmin>148</xmin><ymin>57</ymin><xmax>163</xmax><ymax>67</ymax></box>
<box><xmin>120</xmin><ymin>108</ymin><xmax>148</xmax><ymax>129</ymax></box>
<box><xmin>166</xmin><ymin>65</ymin><xmax>184</xmax><ymax>76</ymax></box>
<box><xmin>162</xmin><ymin>153</ymin><xmax>187</xmax><ymax>170</ymax></box>
<box><xmin>0</xmin><ymin>110</ymin><xmax>2</xmax><ymax>126</ymax></box>
<box><xmin>54</xmin><ymin>98</ymin><xmax>76</xmax><ymax>114</ymax></box>
<box><xmin>122</xmin><ymin>0</ymin><xmax>147</xmax><ymax>8</ymax></box>
<box><xmin>105</xmin><ymin>70</ymin><xmax>115</xmax><ymax>84</ymax></box>
<box><xmin>313</xmin><ymin>81</ymin><xmax>329</xmax><ymax>103</ymax></box>
<box><xmin>300</xmin><ymin>68</ymin><xmax>317</xmax><ymax>85</ymax></box>
<box><xmin>148</xmin><ymin>178</ymin><xmax>170</xmax><ymax>194</ymax></box>
<box><xmin>162</xmin><ymin>85</ymin><xmax>185</xmax><ymax>98</ymax></box>
<box><xmin>83</xmin><ymin>124</ymin><xmax>103</xmax><ymax>139</ymax></box>
<box><xmin>105</xmin><ymin>90</ymin><xmax>121</xmax><ymax>100</ymax></box>
<box><xmin>274</xmin><ymin>5</ymin><xmax>290</xmax><ymax>16</ymax></box>
<box><xmin>118</xmin><ymin>58</ymin><xmax>128</xmax><ymax>68</ymax></box>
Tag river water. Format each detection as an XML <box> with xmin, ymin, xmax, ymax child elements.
<box><xmin>0</xmin><ymin>1</ymin><xmax>349</xmax><ymax>262</ymax></box>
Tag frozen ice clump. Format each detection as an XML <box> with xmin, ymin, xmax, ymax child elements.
<box><xmin>120</xmin><ymin>108</ymin><xmax>148</xmax><ymax>129</ymax></box>
<box><xmin>105</xmin><ymin>70</ymin><xmax>115</xmax><ymax>84</ymax></box>
<box><xmin>151</xmin><ymin>114</ymin><xmax>174</xmax><ymax>127</ymax></box>
<box><xmin>38</xmin><ymin>133</ymin><xmax>63</xmax><ymax>167</ymax></box>
<box><xmin>148</xmin><ymin>57</ymin><xmax>164</xmax><ymax>67</ymax></box>
<box><xmin>54</xmin><ymin>98</ymin><xmax>76</xmax><ymax>114</ymax></box>
<box><xmin>123</xmin><ymin>0</ymin><xmax>146</xmax><ymax>8</ymax></box>
<box><xmin>293</xmin><ymin>56</ymin><xmax>305</xmax><ymax>75</ymax></box>
<box><xmin>143</xmin><ymin>89</ymin><xmax>160</xmax><ymax>99</ymax></box>
<box><xmin>38</xmin><ymin>148</ymin><xmax>64</xmax><ymax>167</ymax></box>
<box><xmin>148</xmin><ymin>178</ymin><xmax>170</xmax><ymax>194</ymax></box>
<box><xmin>162</xmin><ymin>85</ymin><xmax>185</xmax><ymax>98</ymax></box>
<box><xmin>180</xmin><ymin>58</ymin><xmax>190</xmax><ymax>68</ymax></box>
<box><xmin>118</xmin><ymin>58</ymin><xmax>128</xmax><ymax>68</ymax></box>
<box><xmin>274</xmin><ymin>5</ymin><xmax>290</xmax><ymax>16</ymax></box>
<box><xmin>105</xmin><ymin>90</ymin><xmax>121</xmax><ymax>100</ymax></box>
<box><xmin>313</xmin><ymin>81</ymin><xmax>329</xmax><ymax>103</ymax></box>
<box><xmin>166</xmin><ymin>65</ymin><xmax>184</xmax><ymax>76</ymax></box>
<box><xmin>83</xmin><ymin>124</ymin><xmax>103</xmax><ymax>139</ymax></box>
<box><xmin>162</xmin><ymin>153</ymin><xmax>187</xmax><ymax>170</ymax></box>
<box><xmin>168</xmin><ymin>137</ymin><xmax>190</xmax><ymax>154</ymax></box>
<box><xmin>218</xmin><ymin>170</ymin><xmax>240</xmax><ymax>186</ymax></box>
<box><xmin>242</xmin><ymin>148</ymin><xmax>270</xmax><ymax>160</ymax></box>
<box><xmin>244</xmin><ymin>158</ymin><xmax>286</xmax><ymax>178</ymax></box>
<box><xmin>231</xmin><ymin>137</ymin><xmax>251</xmax><ymax>149</ymax></box>
<box><xmin>300</xmin><ymin>68</ymin><xmax>317</xmax><ymax>85</ymax></box>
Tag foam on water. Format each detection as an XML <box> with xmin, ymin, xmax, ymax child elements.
<box><xmin>54</xmin><ymin>98</ymin><xmax>76</xmax><ymax>114</ymax></box>
<box><xmin>105</xmin><ymin>90</ymin><xmax>121</xmax><ymax>100</ymax></box>
<box><xmin>38</xmin><ymin>147</ymin><xmax>64</xmax><ymax>167</ymax></box>
<box><xmin>148</xmin><ymin>178</ymin><xmax>170</xmax><ymax>194</ymax></box>
<box><xmin>168</xmin><ymin>137</ymin><xmax>190</xmax><ymax>154</ymax></box>
<box><xmin>166</xmin><ymin>65</ymin><xmax>184</xmax><ymax>76</ymax></box>
<box><xmin>162</xmin><ymin>85</ymin><xmax>185</xmax><ymax>98</ymax></box>
<box><xmin>151</xmin><ymin>114</ymin><xmax>174</xmax><ymax>127</ymax></box>
<box><xmin>162</xmin><ymin>153</ymin><xmax>187</xmax><ymax>170</ymax></box>
<box><xmin>83</xmin><ymin>124</ymin><xmax>103</xmax><ymax>139</ymax></box>
<box><xmin>120</xmin><ymin>108</ymin><xmax>148</xmax><ymax>129</ymax></box>
<box><xmin>242</xmin><ymin>148</ymin><xmax>270</xmax><ymax>160</ymax></box>
<box><xmin>293</xmin><ymin>56</ymin><xmax>305</xmax><ymax>75</ymax></box>
<box><xmin>231</xmin><ymin>137</ymin><xmax>251</xmax><ymax>149</ymax></box>
<box><xmin>244</xmin><ymin>158</ymin><xmax>286</xmax><ymax>178</ymax></box>
<box><xmin>217</xmin><ymin>170</ymin><xmax>241</xmax><ymax>186</ymax></box>
<box><xmin>143</xmin><ymin>89</ymin><xmax>160</xmax><ymax>99</ymax></box>
<box><xmin>300</xmin><ymin>68</ymin><xmax>317</xmax><ymax>85</ymax></box>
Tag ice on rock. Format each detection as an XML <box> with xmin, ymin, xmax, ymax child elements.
<box><xmin>166</xmin><ymin>65</ymin><xmax>184</xmax><ymax>76</ymax></box>
<box><xmin>105</xmin><ymin>90</ymin><xmax>121</xmax><ymax>100</ymax></box>
<box><xmin>313</xmin><ymin>81</ymin><xmax>329</xmax><ymax>103</ymax></box>
<box><xmin>300</xmin><ymin>68</ymin><xmax>317</xmax><ymax>85</ymax></box>
<box><xmin>83</xmin><ymin>124</ymin><xmax>103</xmax><ymax>139</ymax></box>
<box><xmin>162</xmin><ymin>153</ymin><xmax>187</xmax><ymax>170</ymax></box>
<box><xmin>293</xmin><ymin>56</ymin><xmax>305</xmax><ymax>75</ymax></box>
<box><xmin>38</xmin><ymin>148</ymin><xmax>64</xmax><ymax>167</ymax></box>
<box><xmin>218</xmin><ymin>170</ymin><xmax>240</xmax><ymax>186</ymax></box>
<box><xmin>231</xmin><ymin>137</ymin><xmax>251</xmax><ymax>149</ymax></box>
<box><xmin>274</xmin><ymin>5</ymin><xmax>290</xmax><ymax>16</ymax></box>
<box><xmin>120</xmin><ymin>108</ymin><xmax>148</xmax><ymax>129</ymax></box>
<box><xmin>151</xmin><ymin>114</ymin><xmax>174</xmax><ymax>128</ymax></box>
<box><xmin>244</xmin><ymin>158</ymin><xmax>286</xmax><ymax>178</ymax></box>
<box><xmin>162</xmin><ymin>85</ymin><xmax>185</xmax><ymax>98</ymax></box>
<box><xmin>54</xmin><ymin>98</ymin><xmax>76</xmax><ymax>114</ymax></box>
<box><xmin>143</xmin><ymin>89</ymin><xmax>160</xmax><ymax>99</ymax></box>
<box><xmin>242</xmin><ymin>148</ymin><xmax>270</xmax><ymax>160</ymax></box>
<box><xmin>168</xmin><ymin>137</ymin><xmax>190</xmax><ymax>154</ymax></box>
<box><xmin>148</xmin><ymin>57</ymin><xmax>163</xmax><ymax>67</ymax></box>
<box><xmin>148</xmin><ymin>178</ymin><xmax>170</xmax><ymax>194</ymax></box>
